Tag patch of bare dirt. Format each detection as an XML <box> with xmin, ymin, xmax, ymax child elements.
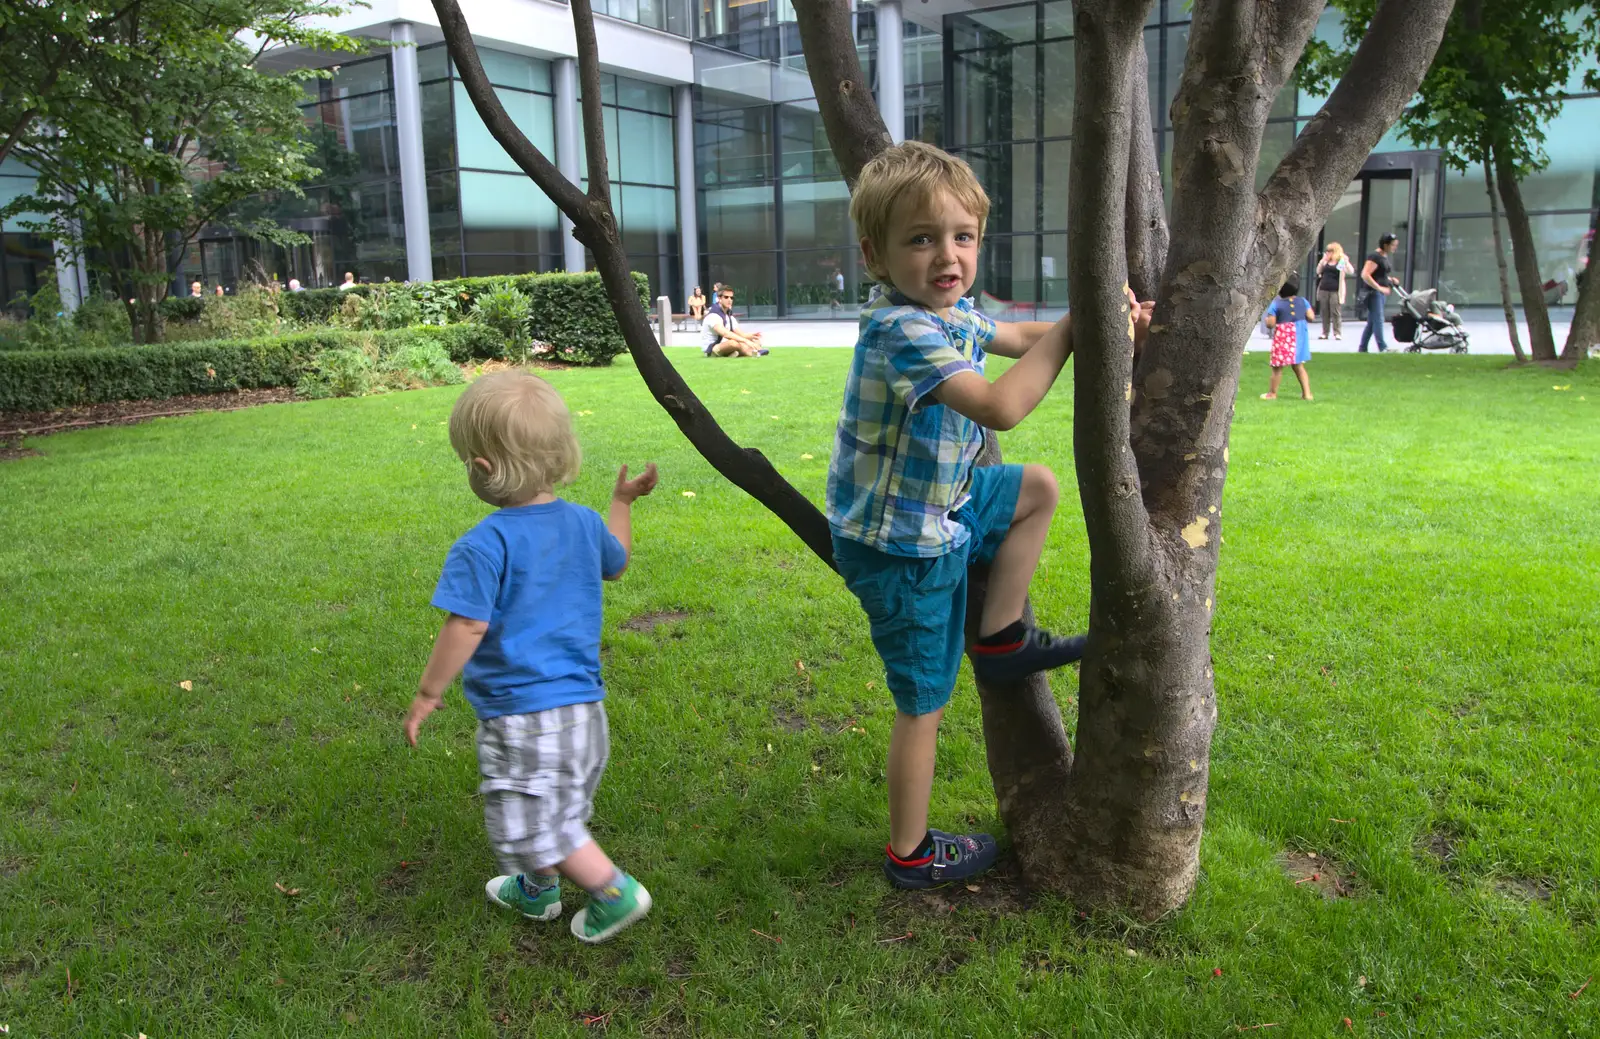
<box><xmin>1420</xmin><ymin>825</ymin><xmax>1463</xmax><ymax>868</ymax></box>
<box><xmin>1494</xmin><ymin>876</ymin><xmax>1553</xmax><ymax>902</ymax></box>
<box><xmin>1278</xmin><ymin>849</ymin><xmax>1359</xmax><ymax>899</ymax></box>
<box><xmin>772</xmin><ymin>706</ymin><xmax>809</xmax><ymax>732</ymax></box>
<box><xmin>620</xmin><ymin>610</ymin><xmax>693</xmax><ymax>634</ymax></box>
<box><xmin>1</xmin><ymin>387</ymin><xmax>298</xmax><ymax>455</ymax></box>
<box><xmin>891</xmin><ymin>858</ymin><xmax>1030</xmax><ymax>919</ymax></box>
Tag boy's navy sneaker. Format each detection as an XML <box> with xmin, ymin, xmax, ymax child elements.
<box><xmin>883</xmin><ymin>829</ymin><xmax>998</xmax><ymax>890</ymax></box>
<box><xmin>969</xmin><ymin>625</ymin><xmax>1087</xmax><ymax>685</ymax></box>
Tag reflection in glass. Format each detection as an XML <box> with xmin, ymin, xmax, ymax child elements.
<box><xmin>705</xmin><ymin>252</ymin><xmax>779</xmax><ymax>318</ymax></box>
<box><xmin>456</xmin><ymin>84</ymin><xmax>554</xmax><ymax>171</ymax></box>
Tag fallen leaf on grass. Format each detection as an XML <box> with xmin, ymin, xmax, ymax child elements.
<box><xmin>1553</xmin><ymin>385</ymin><xmax>1570</xmax><ymax>391</ymax></box>
<box><xmin>681</xmin><ymin>491</ymin><xmax>696</xmax><ymax>498</ymax></box>
<box><xmin>274</xmin><ymin>882</ymin><xmax>302</xmax><ymax>897</ymax></box>
<box><xmin>179</xmin><ymin>680</ymin><xmax>193</xmax><ymax>691</ymax></box>
<box><xmin>795</xmin><ymin>659</ymin><xmax>806</xmax><ymax>673</ymax></box>
<box><xmin>965</xmin><ymin>884</ymin><xmax>981</xmax><ymax>893</ymax></box>
<box><xmin>751</xmin><ymin>928</ymin><xmax>782</xmax><ymax>943</ymax></box>
<box><xmin>801</xmin><ymin>453</ymin><xmax>814</xmax><ymax>460</ymax></box>
<box><xmin>740</xmin><ymin>389</ymin><xmax>751</xmax><ymax>395</ymax></box>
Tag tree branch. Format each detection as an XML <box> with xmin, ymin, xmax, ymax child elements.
<box><xmin>1124</xmin><ymin>44</ymin><xmax>1167</xmax><ymax>301</ymax></box>
<box><xmin>432</xmin><ymin>0</ymin><xmax>836</xmax><ymax>566</ymax></box>
<box><xmin>1253</xmin><ymin>0</ymin><xmax>1457</xmax><ymax>282</ymax></box>
<box><xmin>792</xmin><ymin>0</ymin><xmax>891</xmax><ymax>187</ymax></box>
<box><xmin>569</xmin><ymin>0</ymin><xmax>612</xmax><ymax>205</ymax></box>
<box><xmin>1068</xmin><ymin>0</ymin><xmax>1155</xmax><ymax>601</ymax></box>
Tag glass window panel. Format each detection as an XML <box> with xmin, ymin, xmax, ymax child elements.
<box><xmin>786</xmin><ymin>248</ymin><xmax>864</xmax><ymax>316</ymax></box>
<box><xmin>702</xmin><ymin>184</ymin><xmax>777</xmax><ymax>252</ymax></box>
<box><xmin>1042</xmin><ymin>0</ymin><xmax>1072</xmax><ymax>39</ymax></box>
<box><xmin>705</xmin><ymin>252</ymin><xmax>779</xmax><ymax>318</ymax></box>
<box><xmin>460</xmin><ymin>170</ymin><xmax>559</xmax><ymax>243</ymax></box>
<box><xmin>1520</xmin><ymin>97</ymin><xmax>1600</xmax><ymax>211</ymax></box>
<box><xmin>619</xmin><ymin>184</ymin><xmax>678</xmax><ymax>256</ymax></box>
<box><xmin>963</xmin><ymin>144</ymin><xmax>1037</xmax><ymax>236</ymax></box>
<box><xmin>306</xmin><ymin>96</ymin><xmax>398</xmax><ymax>182</ymax></box>
<box><xmin>329</xmin><ymin>57</ymin><xmax>390</xmax><ymax>97</ymax></box>
<box><xmin>1440</xmin><ymin>211</ymin><xmax>1596</xmax><ymax>304</ymax></box>
<box><xmin>617</xmin><ymin>77</ymin><xmax>672</xmax><ymax>114</ymax></box>
<box><xmin>416</xmin><ymin>44</ymin><xmax>450</xmax><ymax>82</ymax></box>
<box><xmin>1443</xmin><ymin>161</ymin><xmax>1492</xmax><ymax>215</ymax></box>
<box><xmin>695</xmin><ymin>96</ymin><xmax>773</xmax><ymax>185</ymax></box>
<box><xmin>464</xmin><ymin>254</ymin><xmax>556</xmax><ymax>277</ymax></box>
<box><xmin>953</xmin><ymin>47</ymin><xmax>1037</xmax><ymax>148</ymax></box>
<box><xmin>1413</xmin><ymin>167</ymin><xmax>1438</xmax><ymax>292</ymax></box>
<box><xmin>478</xmin><ymin>47</ymin><xmax>552</xmax><ymax>93</ymax></box>
<box><xmin>433</xmin><ymin>253</ymin><xmax>464</xmax><ymax>279</ymax></box>
<box><xmin>1042</xmin><ymin>140</ymin><xmax>1069</xmax><ymax>231</ymax></box>
<box><xmin>428</xmin><ymin>173</ymin><xmax>461</xmax><ymax>258</ymax></box>
<box><xmin>966</xmin><ymin>5</ymin><xmax>1036</xmax><ymax>45</ymax></box>
<box><xmin>619</xmin><ymin>110</ymin><xmax>675</xmax><ymax>186</ymax></box>
<box><xmin>782</xmin><ymin>178</ymin><xmax>852</xmax><ymax>250</ymax></box>
<box><xmin>1040</xmin><ymin>233</ymin><xmax>1068</xmax><ymax>307</ymax></box>
<box><xmin>778</xmin><ymin>107</ymin><xmax>840</xmax><ymax>180</ymax></box>
<box><xmin>421</xmin><ymin>82</ymin><xmax>455</xmax><ymax>171</ymax></box>
<box><xmin>973</xmin><ymin>233</ymin><xmax>1038</xmax><ymax>311</ymax></box>
<box><xmin>1041</xmin><ymin>39</ymin><xmax>1074</xmax><ymax>138</ymax></box>
<box><xmin>456</xmin><ymin>84</ymin><xmax>554</xmax><ymax>171</ymax></box>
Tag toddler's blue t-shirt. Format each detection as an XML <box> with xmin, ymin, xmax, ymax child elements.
<box><xmin>432</xmin><ymin>499</ymin><xmax>627</xmax><ymax>720</ymax></box>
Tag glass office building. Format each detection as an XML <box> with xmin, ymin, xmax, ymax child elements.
<box><xmin>18</xmin><ymin>0</ymin><xmax>1600</xmax><ymax>316</ymax></box>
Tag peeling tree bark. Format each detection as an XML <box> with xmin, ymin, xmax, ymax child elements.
<box><xmin>1493</xmin><ymin>139</ymin><xmax>1558</xmax><ymax>363</ymax></box>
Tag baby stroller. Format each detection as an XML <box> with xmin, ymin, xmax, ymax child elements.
<box><xmin>1390</xmin><ymin>285</ymin><xmax>1469</xmax><ymax>353</ymax></box>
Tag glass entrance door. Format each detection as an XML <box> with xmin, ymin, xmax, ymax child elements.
<box><xmin>1312</xmin><ymin>151</ymin><xmax>1444</xmax><ymax>293</ymax></box>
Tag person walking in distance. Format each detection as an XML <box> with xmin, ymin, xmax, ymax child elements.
<box><xmin>1315</xmin><ymin>242</ymin><xmax>1353</xmax><ymax>339</ymax></box>
<box><xmin>1357</xmin><ymin>233</ymin><xmax>1400</xmax><ymax>354</ymax></box>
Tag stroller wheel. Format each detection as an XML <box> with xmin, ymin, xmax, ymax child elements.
<box><xmin>1452</xmin><ymin>343</ymin><xmax>1468</xmax><ymax>354</ymax></box>
<box><xmin>1406</xmin><ymin>344</ymin><xmax>1422</xmax><ymax>353</ymax></box>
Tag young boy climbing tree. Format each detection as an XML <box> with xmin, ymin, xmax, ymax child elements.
<box><xmin>825</xmin><ymin>141</ymin><xmax>1152</xmax><ymax>888</ymax></box>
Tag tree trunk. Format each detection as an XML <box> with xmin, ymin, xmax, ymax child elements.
<box><xmin>1483</xmin><ymin>151</ymin><xmax>1527</xmax><ymax>364</ymax></box>
<box><xmin>1565</xmin><ymin>242</ymin><xmax>1599</xmax><ymax>361</ymax></box>
<box><xmin>1124</xmin><ymin>44</ymin><xmax>1168</xmax><ymax>302</ymax></box>
<box><xmin>1492</xmin><ymin>139</ymin><xmax>1557</xmax><ymax>362</ymax></box>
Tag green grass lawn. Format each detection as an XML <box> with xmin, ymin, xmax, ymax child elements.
<box><xmin>2</xmin><ymin>350</ymin><xmax>1597</xmax><ymax>1038</ymax></box>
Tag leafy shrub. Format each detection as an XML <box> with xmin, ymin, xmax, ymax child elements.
<box><xmin>0</xmin><ymin>284</ymin><xmax>131</xmax><ymax>352</ymax></box>
<box><xmin>423</xmin><ymin>323</ymin><xmax>506</xmax><ymax>362</ymax></box>
<box><xmin>167</xmin><ymin>287</ymin><xmax>280</xmax><ymax>342</ymax></box>
<box><xmin>471</xmin><ymin>281</ymin><xmax>533</xmax><ymax>352</ymax></box>
<box><xmin>159</xmin><ymin>296</ymin><xmax>207</xmax><ymax>322</ymax></box>
<box><xmin>278</xmin><ymin>286</ymin><xmax>370</xmax><ymax>325</ymax></box>
<box><xmin>522</xmin><ymin>271</ymin><xmax>645</xmax><ymax>365</ymax></box>
<box><xmin>380</xmin><ymin>341</ymin><xmax>464</xmax><ymax>390</ymax></box>
<box><xmin>413</xmin><ymin>282</ymin><xmax>466</xmax><ymax>327</ymax></box>
<box><xmin>296</xmin><ymin>347</ymin><xmax>379</xmax><ymax>399</ymax></box>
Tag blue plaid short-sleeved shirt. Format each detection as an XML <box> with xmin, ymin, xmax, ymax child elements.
<box><xmin>825</xmin><ymin>288</ymin><xmax>998</xmax><ymax>558</ymax></box>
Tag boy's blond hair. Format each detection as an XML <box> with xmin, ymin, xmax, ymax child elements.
<box><xmin>850</xmin><ymin>140</ymin><xmax>990</xmax><ymax>284</ymax></box>
<box><xmin>448</xmin><ymin>371</ymin><xmax>581</xmax><ymax>507</ymax></box>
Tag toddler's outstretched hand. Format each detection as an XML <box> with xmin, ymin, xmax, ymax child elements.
<box><xmin>614</xmin><ymin>462</ymin><xmax>660</xmax><ymax>503</ymax></box>
<box><xmin>404</xmin><ymin>689</ymin><xmax>443</xmax><ymax>746</ymax></box>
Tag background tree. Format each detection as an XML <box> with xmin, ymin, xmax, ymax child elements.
<box><xmin>1302</xmin><ymin>0</ymin><xmax>1599</xmax><ymax>363</ymax></box>
<box><xmin>1</xmin><ymin>0</ymin><xmax>363</xmax><ymax>342</ymax></box>
<box><xmin>433</xmin><ymin>0</ymin><xmax>1452</xmax><ymax>914</ymax></box>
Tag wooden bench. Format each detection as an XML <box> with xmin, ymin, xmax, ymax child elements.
<box><xmin>649</xmin><ymin>313</ymin><xmax>702</xmax><ymax>333</ymax></box>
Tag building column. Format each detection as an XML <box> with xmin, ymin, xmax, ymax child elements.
<box><xmin>674</xmin><ymin>84</ymin><xmax>699</xmax><ymax>311</ymax></box>
<box><xmin>52</xmin><ymin>237</ymin><xmax>84</xmax><ymax>314</ymax></box>
<box><xmin>391</xmin><ymin>22</ymin><xmax>433</xmax><ymax>282</ymax></box>
<box><xmin>554</xmin><ymin>58</ymin><xmax>586</xmax><ymax>273</ymax></box>
<box><xmin>875</xmin><ymin>0</ymin><xmax>905</xmax><ymax>145</ymax></box>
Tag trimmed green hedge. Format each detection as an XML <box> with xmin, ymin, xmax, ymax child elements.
<box><xmin>0</xmin><ymin>325</ymin><xmax>509</xmax><ymax>413</ymax></box>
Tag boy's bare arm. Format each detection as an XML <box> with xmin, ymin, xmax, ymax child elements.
<box><xmin>986</xmin><ymin>320</ymin><xmax>1055</xmax><ymax>359</ymax></box>
<box><xmin>933</xmin><ymin>314</ymin><xmax>1072</xmax><ymax>431</ymax></box>
<box><xmin>405</xmin><ymin>614</ymin><xmax>489</xmax><ymax>745</ymax></box>
<box><xmin>605</xmin><ymin>462</ymin><xmax>659</xmax><ymax>580</ymax></box>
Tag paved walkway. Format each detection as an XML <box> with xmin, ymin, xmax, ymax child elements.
<box><xmin>671</xmin><ymin>307</ymin><xmax>1579</xmax><ymax>357</ymax></box>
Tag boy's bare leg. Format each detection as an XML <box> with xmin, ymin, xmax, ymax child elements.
<box><xmin>555</xmin><ymin>840</ymin><xmax>617</xmax><ymax>889</ymax></box>
<box><xmin>887</xmin><ymin>708</ymin><xmax>943</xmax><ymax>857</ymax></box>
<box><xmin>977</xmin><ymin>464</ymin><xmax>1060</xmax><ymax>638</ymax></box>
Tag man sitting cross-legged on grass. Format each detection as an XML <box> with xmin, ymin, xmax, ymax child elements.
<box><xmin>404</xmin><ymin>371</ymin><xmax>660</xmax><ymax>944</ymax></box>
<box><xmin>826</xmin><ymin>141</ymin><xmax>1152</xmax><ymax>890</ymax></box>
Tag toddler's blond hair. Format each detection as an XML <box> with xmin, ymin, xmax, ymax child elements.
<box><xmin>448</xmin><ymin>371</ymin><xmax>581</xmax><ymax>507</ymax></box>
<box><xmin>850</xmin><ymin>141</ymin><xmax>990</xmax><ymax>284</ymax></box>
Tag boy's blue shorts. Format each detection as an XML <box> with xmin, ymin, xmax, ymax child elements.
<box><xmin>833</xmin><ymin>464</ymin><xmax>1023</xmax><ymax>717</ymax></box>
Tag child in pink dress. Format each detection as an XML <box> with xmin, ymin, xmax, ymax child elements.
<box><xmin>1261</xmin><ymin>280</ymin><xmax>1314</xmax><ymax>401</ymax></box>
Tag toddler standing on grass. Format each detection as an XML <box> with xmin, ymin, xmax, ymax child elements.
<box><xmin>404</xmin><ymin>371</ymin><xmax>660</xmax><ymax>944</ymax></box>
<box><xmin>825</xmin><ymin>141</ymin><xmax>1152</xmax><ymax>889</ymax></box>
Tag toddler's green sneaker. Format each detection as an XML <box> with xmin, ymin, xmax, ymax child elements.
<box><xmin>486</xmin><ymin>874</ymin><xmax>562</xmax><ymax>921</ymax></box>
<box><xmin>570</xmin><ymin>873</ymin><xmax>653</xmax><ymax>944</ymax></box>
